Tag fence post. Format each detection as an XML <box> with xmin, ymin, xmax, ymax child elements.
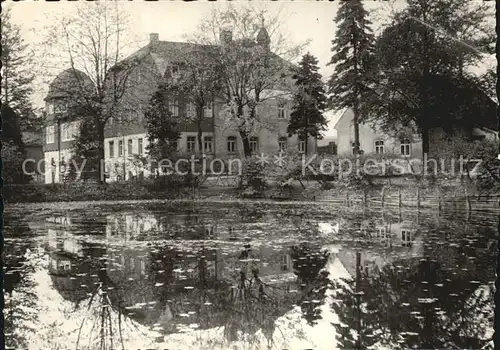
<box><xmin>464</xmin><ymin>185</ymin><xmax>471</xmax><ymax>212</ymax></box>
<box><xmin>437</xmin><ymin>186</ymin><xmax>441</xmax><ymax>214</ymax></box>
<box><xmin>416</xmin><ymin>187</ymin><xmax>420</xmax><ymax>208</ymax></box>
<box><xmin>398</xmin><ymin>188</ymin><xmax>402</xmax><ymax>208</ymax></box>
<box><xmin>381</xmin><ymin>186</ymin><xmax>385</xmax><ymax>208</ymax></box>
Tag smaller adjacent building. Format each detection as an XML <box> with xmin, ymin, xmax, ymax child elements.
<box><xmin>334</xmin><ymin>108</ymin><xmax>498</xmax><ymax>159</ymax></box>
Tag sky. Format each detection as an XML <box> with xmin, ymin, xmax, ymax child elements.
<box><xmin>7</xmin><ymin>0</ymin><xmax>495</xmax><ymax>143</ymax></box>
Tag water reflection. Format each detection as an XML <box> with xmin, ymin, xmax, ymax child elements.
<box><xmin>3</xmin><ymin>203</ymin><xmax>496</xmax><ymax>349</ymax></box>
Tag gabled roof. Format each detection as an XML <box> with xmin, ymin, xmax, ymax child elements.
<box><xmin>332</xmin><ymin>108</ymin><xmax>350</xmax><ymax>130</ymax></box>
<box><xmin>22</xmin><ymin>131</ymin><xmax>43</xmax><ymax>147</ymax></box>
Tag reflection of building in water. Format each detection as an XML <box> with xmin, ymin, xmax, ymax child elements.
<box><xmin>360</xmin><ymin>217</ymin><xmax>420</xmax><ymax>249</ymax></box>
<box><xmin>106</xmin><ymin>214</ymin><xmax>163</xmax><ymax>239</ymax></box>
<box><xmin>220</xmin><ymin>245</ymin><xmax>295</xmax><ymax>285</ymax></box>
<box><xmin>47</xmin><ymin>225</ymin><xmax>85</xmax><ymax>258</ymax></box>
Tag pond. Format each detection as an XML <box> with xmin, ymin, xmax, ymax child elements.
<box><xmin>4</xmin><ymin>200</ymin><xmax>496</xmax><ymax>349</ymax></box>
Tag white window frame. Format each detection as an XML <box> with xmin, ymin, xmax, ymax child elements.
<box><xmin>227</xmin><ymin>136</ymin><xmax>237</xmax><ymax>153</ymax></box>
<box><xmin>250</xmin><ymin>137</ymin><xmax>259</xmax><ymax>153</ymax></box>
<box><xmin>203</xmin><ymin>101</ymin><xmax>213</xmax><ymax>118</ymax></box>
<box><xmin>400</xmin><ymin>138</ymin><xmax>411</xmax><ymax>156</ymax></box>
<box><xmin>277</xmin><ymin>100</ymin><xmax>287</xmax><ymax>119</ymax></box>
<box><xmin>298</xmin><ymin>138</ymin><xmax>306</xmax><ymax>153</ymax></box>
<box><xmin>204</xmin><ymin>136</ymin><xmax>213</xmax><ymax>153</ymax></box>
<box><xmin>109</xmin><ymin>141</ymin><xmax>115</xmax><ymax>158</ymax></box>
<box><xmin>46</xmin><ymin>125</ymin><xmax>55</xmax><ymax>144</ymax></box>
<box><xmin>54</xmin><ymin>103</ymin><xmax>67</xmax><ymax>114</ymax></box>
<box><xmin>138</xmin><ymin>138</ymin><xmax>143</xmax><ymax>155</ymax></box>
<box><xmin>278</xmin><ymin>137</ymin><xmax>287</xmax><ymax>152</ymax></box>
<box><xmin>118</xmin><ymin>140</ymin><xmax>124</xmax><ymax>157</ymax></box>
<box><xmin>127</xmin><ymin>139</ymin><xmax>133</xmax><ymax>155</ymax></box>
<box><xmin>280</xmin><ymin>254</ymin><xmax>290</xmax><ymax>271</ymax></box>
<box><xmin>374</xmin><ymin>140</ymin><xmax>384</xmax><ymax>154</ymax></box>
<box><xmin>186</xmin><ymin>102</ymin><xmax>195</xmax><ymax>117</ymax></box>
<box><xmin>186</xmin><ymin>136</ymin><xmax>196</xmax><ymax>153</ymax></box>
<box><xmin>401</xmin><ymin>229</ymin><xmax>414</xmax><ymax>247</ymax></box>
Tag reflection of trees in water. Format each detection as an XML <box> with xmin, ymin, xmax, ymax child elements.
<box><xmin>332</xmin><ymin>256</ymin><xmax>494</xmax><ymax>349</ymax></box>
<box><xmin>291</xmin><ymin>243</ymin><xmax>330</xmax><ymax>326</ymax></box>
<box><xmin>4</xmin><ymin>216</ymin><xmax>39</xmax><ymax>349</ymax></box>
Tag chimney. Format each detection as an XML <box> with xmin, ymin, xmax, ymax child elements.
<box><xmin>149</xmin><ymin>33</ymin><xmax>159</xmax><ymax>47</ymax></box>
<box><xmin>220</xmin><ymin>29</ymin><xmax>232</xmax><ymax>46</ymax></box>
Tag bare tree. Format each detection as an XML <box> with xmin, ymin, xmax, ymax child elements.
<box><xmin>189</xmin><ymin>5</ymin><xmax>309</xmax><ymax>157</ymax></box>
<box><xmin>42</xmin><ymin>1</ymin><xmax>148</xmax><ymax>183</ymax></box>
<box><xmin>1</xmin><ymin>7</ymin><xmax>37</xmax><ymax>131</ymax></box>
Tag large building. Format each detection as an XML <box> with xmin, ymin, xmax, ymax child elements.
<box><xmin>44</xmin><ymin>28</ymin><xmax>317</xmax><ymax>183</ymax></box>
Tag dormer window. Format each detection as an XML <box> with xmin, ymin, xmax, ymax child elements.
<box><xmin>203</xmin><ymin>101</ymin><xmax>213</xmax><ymax>118</ymax></box>
<box><xmin>54</xmin><ymin>103</ymin><xmax>67</xmax><ymax>114</ymax></box>
<box><xmin>168</xmin><ymin>100</ymin><xmax>179</xmax><ymax>116</ymax></box>
<box><xmin>277</xmin><ymin>101</ymin><xmax>287</xmax><ymax>119</ymax></box>
<box><xmin>171</xmin><ymin>64</ymin><xmax>179</xmax><ymax>75</ymax></box>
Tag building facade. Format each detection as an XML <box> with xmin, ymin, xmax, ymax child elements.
<box><xmin>43</xmin><ymin>29</ymin><xmax>318</xmax><ymax>183</ymax></box>
<box><xmin>334</xmin><ymin>108</ymin><xmax>423</xmax><ymax>159</ymax></box>
<box><xmin>101</xmin><ymin>31</ymin><xmax>316</xmax><ymax>181</ymax></box>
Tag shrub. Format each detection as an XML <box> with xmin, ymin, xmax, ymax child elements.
<box><xmin>241</xmin><ymin>156</ymin><xmax>266</xmax><ymax>192</ymax></box>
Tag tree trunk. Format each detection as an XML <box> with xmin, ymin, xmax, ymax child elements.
<box><xmin>97</xmin><ymin>120</ymin><xmax>106</xmax><ymax>184</ymax></box>
<box><xmin>197</xmin><ymin>106</ymin><xmax>203</xmax><ymax>155</ymax></box>
<box><xmin>240</xmin><ymin>132</ymin><xmax>251</xmax><ymax>157</ymax></box>
<box><xmin>303</xmin><ymin>131</ymin><xmax>308</xmax><ymax>156</ymax></box>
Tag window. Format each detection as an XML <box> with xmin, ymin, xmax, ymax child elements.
<box><xmin>187</xmin><ymin>136</ymin><xmax>196</xmax><ymax>153</ymax></box>
<box><xmin>374</xmin><ymin>140</ymin><xmax>384</xmax><ymax>154</ymax></box>
<box><xmin>227</xmin><ymin>136</ymin><xmax>237</xmax><ymax>153</ymax></box>
<box><xmin>138</xmin><ymin>138</ymin><xmax>143</xmax><ymax>155</ymax></box>
<box><xmin>109</xmin><ymin>141</ymin><xmax>115</xmax><ymax>158</ymax></box>
<box><xmin>204</xmin><ymin>136</ymin><xmax>213</xmax><ymax>153</ymax></box>
<box><xmin>203</xmin><ymin>102</ymin><xmax>213</xmax><ymax>118</ymax></box>
<box><xmin>400</xmin><ymin>138</ymin><xmax>411</xmax><ymax>156</ymax></box>
<box><xmin>186</xmin><ymin>102</ymin><xmax>195</xmax><ymax>117</ymax></box>
<box><xmin>401</xmin><ymin>230</ymin><xmax>414</xmax><ymax>247</ymax></box>
<box><xmin>171</xmin><ymin>64</ymin><xmax>179</xmax><ymax>75</ymax></box>
<box><xmin>281</xmin><ymin>254</ymin><xmax>290</xmax><ymax>271</ymax></box>
<box><xmin>60</xmin><ymin>122</ymin><xmax>75</xmax><ymax>142</ymax></box>
<box><xmin>54</xmin><ymin>103</ymin><xmax>67</xmax><ymax>114</ymax></box>
<box><xmin>140</xmin><ymin>260</ymin><xmax>146</xmax><ymax>276</ymax></box>
<box><xmin>128</xmin><ymin>139</ymin><xmax>133</xmax><ymax>155</ymax></box>
<box><xmin>298</xmin><ymin>137</ymin><xmax>306</xmax><ymax>153</ymax></box>
<box><xmin>278</xmin><ymin>137</ymin><xmax>287</xmax><ymax>152</ymax></box>
<box><xmin>118</xmin><ymin>140</ymin><xmax>123</xmax><ymax>157</ymax></box>
<box><xmin>129</xmin><ymin>257</ymin><xmax>135</xmax><ymax>270</ymax></box>
<box><xmin>250</xmin><ymin>137</ymin><xmax>259</xmax><ymax>153</ymax></box>
<box><xmin>168</xmin><ymin>100</ymin><xmax>179</xmax><ymax>116</ymax></box>
<box><xmin>376</xmin><ymin>227</ymin><xmax>387</xmax><ymax>239</ymax></box>
<box><xmin>277</xmin><ymin>101</ymin><xmax>286</xmax><ymax>119</ymax></box>
<box><xmin>46</xmin><ymin>125</ymin><xmax>55</xmax><ymax>144</ymax></box>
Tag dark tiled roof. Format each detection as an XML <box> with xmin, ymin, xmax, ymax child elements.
<box><xmin>22</xmin><ymin>131</ymin><xmax>44</xmax><ymax>147</ymax></box>
<box><xmin>46</xmin><ymin>68</ymin><xmax>95</xmax><ymax>101</ymax></box>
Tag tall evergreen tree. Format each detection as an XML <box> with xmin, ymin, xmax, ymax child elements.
<box><xmin>1</xmin><ymin>8</ymin><xmax>37</xmax><ymax>131</ymax></box>
<box><xmin>327</xmin><ymin>0</ymin><xmax>375</xmax><ymax>155</ymax></box>
<box><xmin>363</xmin><ymin>0</ymin><xmax>495</xmax><ymax>158</ymax></box>
<box><xmin>144</xmin><ymin>83</ymin><xmax>181</xmax><ymax>170</ymax></box>
<box><xmin>287</xmin><ymin>53</ymin><xmax>328</xmax><ymax>155</ymax></box>
<box><xmin>68</xmin><ymin>118</ymin><xmax>100</xmax><ymax>182</ymax></box>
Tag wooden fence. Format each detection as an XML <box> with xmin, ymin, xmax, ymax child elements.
<box><xmin>315</xmin><ymin>186</ymin><xmax>500</xmax><ymax>212</ymax></box>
